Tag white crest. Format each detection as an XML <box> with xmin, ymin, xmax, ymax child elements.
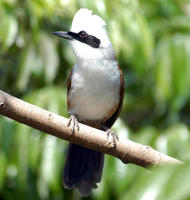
<box><xmin>70</xmin><ymin>8</ymin><xmax>113</xmax><ymax>60</ymax></box>
<box><xmin>71</xmin><ymin>8</ymin><xmax>106</xmax><ymax>34</ymax></box>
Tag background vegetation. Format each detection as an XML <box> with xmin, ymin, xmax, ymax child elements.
<box><xmin>1</xmin><ymin>0</ymin><xmax>190</xmax><ymax>199</ymax></box>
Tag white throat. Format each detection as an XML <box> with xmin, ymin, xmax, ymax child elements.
<box><xmin>68</xmin><ymin>55</ymin><xmax>121</xmax><ymax>121</ymax></box>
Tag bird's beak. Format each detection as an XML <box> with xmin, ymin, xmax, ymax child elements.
<box><xmin>53</xmin><ymin>31</ymin><xmax>73</xmax><ymax>40</ymax></box>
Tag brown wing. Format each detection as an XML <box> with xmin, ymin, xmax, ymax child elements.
<box><xmin>67</xmin><ymin>68</ymin><xmax>73</xmax><ymax>110</ymax></box>
<box><xmin>104</xmin><ymin>66</ymin><xmax>125</xmax><ymax>129</ymax></box>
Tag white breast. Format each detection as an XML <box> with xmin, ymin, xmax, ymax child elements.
<box><xmin>68</xmin><ymin>59</ymin><xmax>121</xmax><ymax>121</ymax></box>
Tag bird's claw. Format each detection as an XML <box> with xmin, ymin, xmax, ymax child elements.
<box><xmin>106</xmin><ymin>129</ymin><xmax>119</xmax><ymax>148</ymax></box>
<box><xmin>67</xmin><ymin>115</ymin><xmax>79</xmax><ymax>134</ymax></box>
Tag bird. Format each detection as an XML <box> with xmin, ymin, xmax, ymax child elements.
<box><xmin>53</xmin><ymin>8</ymin><xmax>124</xmax><ymax>196</ymax></box>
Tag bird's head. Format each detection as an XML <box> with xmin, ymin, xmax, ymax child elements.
<box><xmin>54</xmin><ymin>9</ymin><xmax>114</xmax><ymax>60</ymax></box>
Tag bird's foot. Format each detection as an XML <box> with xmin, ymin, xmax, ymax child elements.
<box><xmin>67</xmin><ymin>115</ymin><xmax>79</xmax><ymax>134</ymax></box>
<box><xmin>106</xmin><ymin>129</ymin><xmax>119</xmax><ymax>148</ymax></box>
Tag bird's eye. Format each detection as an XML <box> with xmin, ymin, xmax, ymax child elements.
<box><xmin>79</xmin><ymin>31</ymin><xmax>87</xmax><ymax>38</ymax></box>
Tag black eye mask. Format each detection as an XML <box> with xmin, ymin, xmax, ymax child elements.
<box><xmin>68</xmin><ymin>31</ymin><xmax>101</xmax><ymax>48</ymax></box>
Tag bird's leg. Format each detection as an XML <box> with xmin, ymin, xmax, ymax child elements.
<box><xmin>101</xmin><ymin>123</ymin><xmax>119</xmax><ymax>148</ymax></box>
<box><xmin>106</xmin><ymin>129</ymin><xmax>119</xmax><ymax>148</ymax></box>
<box><xmin>67</xmin><ymin>115</ymin><xmax>79</xmax><ymax>134</ymax></box>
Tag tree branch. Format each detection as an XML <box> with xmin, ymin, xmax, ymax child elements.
<box><xmin>0</xmin><ymin>90</ymin><xmax>183</xmax><ymax>167</ymax></box>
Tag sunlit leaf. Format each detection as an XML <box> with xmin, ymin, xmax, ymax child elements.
<box><xmin>38</xmin><ymin>32</ymin><xmax>59</xmax><ymax>83</ymax></box>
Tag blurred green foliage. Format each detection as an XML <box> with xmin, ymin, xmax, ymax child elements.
<box><xmin>1</xmin><ymin>0</ymin><xmax>190</xmax><ymax>199</ymax></box>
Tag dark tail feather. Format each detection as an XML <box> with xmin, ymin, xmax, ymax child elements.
<box><xmin>63</xmin><ymin>143</ymin><xmax>104</xmax><ymax>196</ymax></box>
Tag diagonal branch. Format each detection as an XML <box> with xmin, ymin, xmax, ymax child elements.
<box><xmin>0</xmin><ymin>90</ymin><xmax>183</xmax><ymax>167</ymax></box>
